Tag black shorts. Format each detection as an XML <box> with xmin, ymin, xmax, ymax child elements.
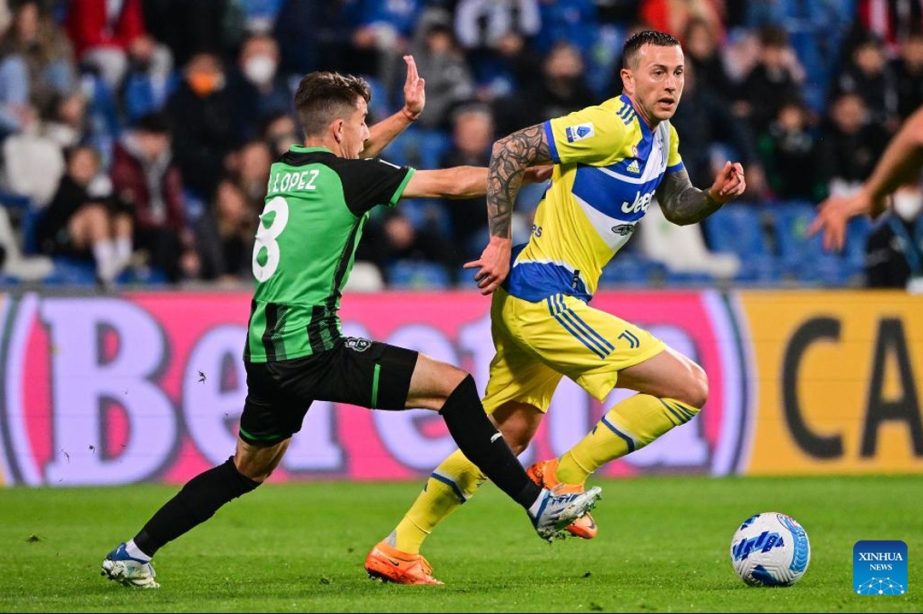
<box><xmin>239</xmin><ymin>337</ymin><xmax>418</xmax><ymax>446</ymax></box>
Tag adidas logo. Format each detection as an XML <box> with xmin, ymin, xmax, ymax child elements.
<box><xmin>626</xmin><ymin>160</ymin><xmax>640</xmax><ymax>174</ymax></box>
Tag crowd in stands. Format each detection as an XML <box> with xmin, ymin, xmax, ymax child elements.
<box><xmin>0</xmin><ymin>0</ymin><xmax>921</xmax><ymax>290</ymax></box>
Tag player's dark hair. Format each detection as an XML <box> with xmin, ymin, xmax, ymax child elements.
<box><xmin>294</xmin><ymin>71</ymin><xmax>371</xmax><ymax>137</ymax></box>
<box><xmin>622</xmin><ymin>30</ymin><xmax>681</xmax><ymax>68</ymax></box>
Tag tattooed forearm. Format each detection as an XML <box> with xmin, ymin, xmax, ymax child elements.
<box><xmin>656</xmin><ymin>169</ymin><xmax>723</xmax><ymax>225</ymax></box>
<box><xmin>487</xmin><ymin>124</ymin><xmax>552</xmax><ymax>238</ymax></box>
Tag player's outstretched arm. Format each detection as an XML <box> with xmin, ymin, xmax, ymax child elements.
<box><xmin>463</xmin><ymin>124</ymin><xmax>554</xmax><ymax>295</ymax></box>
<box><xmin>808</xmin><ymin>105</ymin><xmax>923</xmax><ymax>251</ymax></box>
<box><xmin>657</xmin><ymin>162</ymin><xmax>746</xmax><ymax>225</ymax></box>
<box><xmin>360</xmin><ymin>55</ymin><xmax>425</xmax><ymax>158</ymax></box>
<box><xmin>403</xmin><ymin>166</ymin><xmax>488</xmax><ymax>199</ymax></box>
<box><xmin>402</xmin><ymin>165</ymin><xmax>551</xmax><ymax>199</ymax></box>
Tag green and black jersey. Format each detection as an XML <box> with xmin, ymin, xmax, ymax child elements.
<box><xmin>245</xmin><ymin>145</ymin><xmax>414</xmax><ymax>363</ymax></box>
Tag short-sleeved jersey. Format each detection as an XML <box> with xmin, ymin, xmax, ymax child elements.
<box><xmin>504</xmin><ymin>94</ymin><xmax>684</xmax><ymax>302</ymax></box>
<box><xmin>245</xmin><ymin>145</ymin><xmax>414</xmax><ymax>363</ymax></box>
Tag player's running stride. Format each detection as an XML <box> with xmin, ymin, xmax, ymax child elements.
<box><xmin>365</xmin><ymin>31</ymin><xmax>746</xmax><ymax>585</ymax></box>
<box><xmin>101</xmin><ymin>58</ymin><xmax>599</xmax><ymax>589</ymax></box>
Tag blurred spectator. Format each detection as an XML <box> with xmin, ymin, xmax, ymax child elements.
<box><xmin>682</xmin><ymin>16</ymin><xmax>733</xmax><ymax>98</ymax></box>
<box><xmin>0</xmin><ymin>0</ymin><xmax>75</xmax><ymax>124</ymax></box>
<box><xmin>227</xmin><ymin>139</ymin><xmax>271</xmax><ymax>213</ymax></box>
<box><xmin>893</xmin><ymin>30</ymin><xmax>923</xmax><ymax>121</ymax></box>
<box><xmin>357</xmin><ymin>208</ymin><xmax>455</xmax><ymax>285</ymax></box>
<box><xmin>0</xmin><ymin>107</ymin><xmax>64</xmax><ymax>207</ymax></box>
<box><xmin>164</xmin><ymin>52</ymin><xmax>237</xmax><ymax>200</ymax></box>
<box><xmin>454</xmin><ymin>0</ymin><xmax>540</xmax><ymax>51</ymax></box>
<box><xmin>140</xmin><ymin>0</ymin><xmax>229</xmax><ymax>68</ymax></box>
<box><xmin>757</xmin><ymin>100</ymin><xmax>825</xmax><ymax>202</ymax></box>
<box><xmin>469</xmin><ymin>30</ymin><xmax>542</xmax><ymax>100</ymax></box>
<box><xmin>36</xmin><ymin>144</ymin><xmax>133</xmax><ymax>284</ymax></box>
<box><xmin>744</xmin><ymin>0</ymin><xmax>855</xmax><ymax>114</ymax></box>
<box><xmin>193</xmin><ymin>177</ymin><xmax>253</xmax><ymax>282</ymax></box>
<box><xmin>110</xmin><ymin>112</ymin><xmax>195</xmax><ymax>283</ymax></box>
<box><xmin>639</xmin><ymin>0</ymin><xmax>724</xmax><ymax>40</ymax></box>
<box><xmin>0</xmin><ymin>2</ymin><xmax>10</xmax><ymax>34</ymax></box>
<box><xmin>40</xmin><ymin>90</ymin><xmax>87</xmax><ymax>148</ymax></box>
<box><xmin>239</xmin><ymin>0</ymin><xmax>284</xmax><ymax>35</ymax></box>
<box><xmin>721</xmin><ymin>26</ymin><xmax>760</xmax><ymax>84</ymax></box>
<box><xmin>439</xmin><ymin>104</ymin><xmax>494</xmax><ymax>272</ymax></box>
<box><xmin>495</xmin><ymin>41</ymin><xmax>594</xmax><ymax>134</ymax></box>
<box><xmin>669</xmin><ymin>62</ymin><xmax>764</xmax><ymax>196</ymax></box>
<box><xmin>65</xmin><ymin>0</ymin><xmax>157</xmax><ymax>91</ymax></box>
<box><xmin>261</xmin><ymin>111</ymin><xmax>299</xmax><ymax>159</ymax></box>
<box><xmin>406</xmin><ymin>13</ymin><xmax>475</xmax><ymax>129</ymax></box>
<box><xmin>733</xmin><ymin>25</ymin><xmax>804</xmax><ymax>134</ymax></box>
<box><xmin>818</xmin><ymin>93</ymin><xmax>890</xmax><ymax>197</ymax></box>
<box><xmin>853</xmin><ymin>0</ymin><xmax>923</xmax><ymax>57</ymax></box>
<box><xmin>228</xmin><ymin>33</ymin><xmax>292</xmax><ymax>142</ymax></box>
<box><xmin>119</xmin><ymin>36</ymin><xmax>175</xmax><ymax>125</ymax></box>
<box><xmin>865</xmin><ymin>181</ymin><xmax>923</xmax><ymax>288</ymax></box>
<box><xmin>273</xmin><ymin>0</ymin><xmax>354</xmax><ymax>77</ymax></box>
<box><xmin>348</xmin><ymin>0</ymin><xmax>424</xmax><ymax>90</ymax></box>
<box><xmin>831</xmin><ymin>32</ymin><xmax>898</xmax><ymax>132</ymax></box>
<box><xmin>535</xmin><ymin>0</ymin><xmax>598</xmax><ymax>56</ymax></box>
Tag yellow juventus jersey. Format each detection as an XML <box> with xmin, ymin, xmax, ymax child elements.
<box><xmin>505</xmin><ymin>94</ymin><xmax>684</xmax><ymax>302</ymax></box>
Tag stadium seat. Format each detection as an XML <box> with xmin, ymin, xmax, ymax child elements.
<box><xmin>771</xmin><ymin>201</ymin><xmax>850</xmax><ymax>286</ymax></box>
<box><xmin>387</xmin><ymin>260</ymin><xmax>450</xmax><ymax>289</ymax></box>
<box><xmin>598</xmin><ymin>252</ymin><xmax>667</xmax><ymax>287</ymax></box>
<box><xmin>41</xmin><ymin>257</ymin><xmax>97</xmax><ymax>286</ymax></box>
<box><xmin>702</xmin><ymin>205</ymin><xmax>780</xmax><ymax>284</ymax></box>
<box><xmin>844</xmin><ymin>214</ymin><xmax>873</xmax><ymax>275</ymax></box>
<box><xmin>381</xmin><ymin>128</ymin><xmax>449</xmax><ymax>170</ymax></box>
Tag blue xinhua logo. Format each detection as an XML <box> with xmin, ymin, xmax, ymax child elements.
<box><xmin>854</xmin><ymin>540</ymin><xmax>908</xmax><ymax>596</ymax></box>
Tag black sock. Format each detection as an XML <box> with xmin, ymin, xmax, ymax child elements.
<box><xmin>133</xmin><ymin>457</ymin><xmax>260</xmax><ymax>557</ymax></box>
<box><xmin>439</xmin><ymin>375</ymin><xmax>542</xmax><ymax>509</ymax></box>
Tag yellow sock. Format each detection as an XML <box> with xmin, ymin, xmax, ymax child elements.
<box><xmin>392</xmin><ymin>449</ymin><xmax>486</xmax><ymax>554</ymax></box>
<box><xmin>556</xmin><ymin>394</ymin><xmax>700</xmax><ymax>484</ymax></box>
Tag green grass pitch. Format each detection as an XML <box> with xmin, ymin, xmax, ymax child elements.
<box><xmin>1</xmin><ymin>475</ymin><xmax>920</xmax><ymax>612</ymax></box>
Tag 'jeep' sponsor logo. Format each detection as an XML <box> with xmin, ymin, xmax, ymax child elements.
<box><xmin>621</xmin><ymin>190</ymin><xmax>655</xmax><ymax>214</ymax></box>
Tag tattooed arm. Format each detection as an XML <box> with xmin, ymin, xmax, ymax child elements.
<box><xmin>464</xmin><ymin>124</ymin><xmax>554</xmax><ymax>295</ymax></box>
<box><xmin>657</xmin><ymin>161</ymin><xmax>746</xmax><ymax>225</ymax></box>
<box><xmin>486</xmin><ymin>124</ymin><xmax>553</xmax><ymax>238</ymax></box>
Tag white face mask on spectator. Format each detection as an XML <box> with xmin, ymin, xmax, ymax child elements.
<box><xmin>244</xmin><ymin>55</ymin><xmax>277</xmax><ymax>85</ymax></box>
<box><xmin>893</xmin><ymin>190</ymin><xmax>923</xmax><ymax>221</ymax></box>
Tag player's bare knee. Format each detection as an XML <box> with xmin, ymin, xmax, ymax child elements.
<box><xmin>497</xmin><ymin>422</ymin><xmax>533</xmax><ymax>455</ymax></box>
<box><xmin>682</xmin><ymin>363</ymin><xmax>708</xmax><ymax>409</ymax></box>
<box><xmin>439</xmin><ymin>366</ymin><xmax>470</xmax><ymax>401</ymax></box>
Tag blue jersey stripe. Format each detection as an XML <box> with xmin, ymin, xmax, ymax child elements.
<box><xmin>543</xmin><ymin>121</ymin><xmax>560</xmax><ymax>164</ymax></box>
<box><xmin>506</xmin><ymin>260</ymin><xmax>591</xmax><ymax>302</ymax></box>
<box><xmin>667</xmin><ymin>162</ymin><xmax>685</xmax><ymax>173</ymax></box>
<box><xmin>572</xmin><ymin>166</ymin><xmax>661</xmax><ymax>221</ymax></box>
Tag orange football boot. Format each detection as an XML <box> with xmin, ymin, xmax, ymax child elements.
<box><xmin>527</xmin><ymin>458</ymin><xmax>598</xmax><ymax>539</ymax></box>
<box><xmin>364</xmin><ymin>541</ymin><xmax>443</xmax><ymax>585</ymax></box>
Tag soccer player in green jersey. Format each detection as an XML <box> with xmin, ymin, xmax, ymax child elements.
<box><xmin>101</xmin><ymin>57</ymin><xmax>600</xmax><ymax>589</ymax></box>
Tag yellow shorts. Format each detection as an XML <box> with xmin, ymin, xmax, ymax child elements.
<box><xmin>482</xmin><ymin>289</ymin><xmax>665</xmax><ymax>414</ymax></box>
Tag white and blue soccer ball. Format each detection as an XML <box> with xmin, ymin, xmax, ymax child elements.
<box><xmin>730</xmin><ymin>512</ymin><xmax>811</xmax><ymax>587</ymax></box>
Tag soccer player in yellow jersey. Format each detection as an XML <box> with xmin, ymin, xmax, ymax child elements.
<box><xmin>364</xmin><ymin>31</ymin><xmax>747</xmax><ymax>585</ymax></box>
